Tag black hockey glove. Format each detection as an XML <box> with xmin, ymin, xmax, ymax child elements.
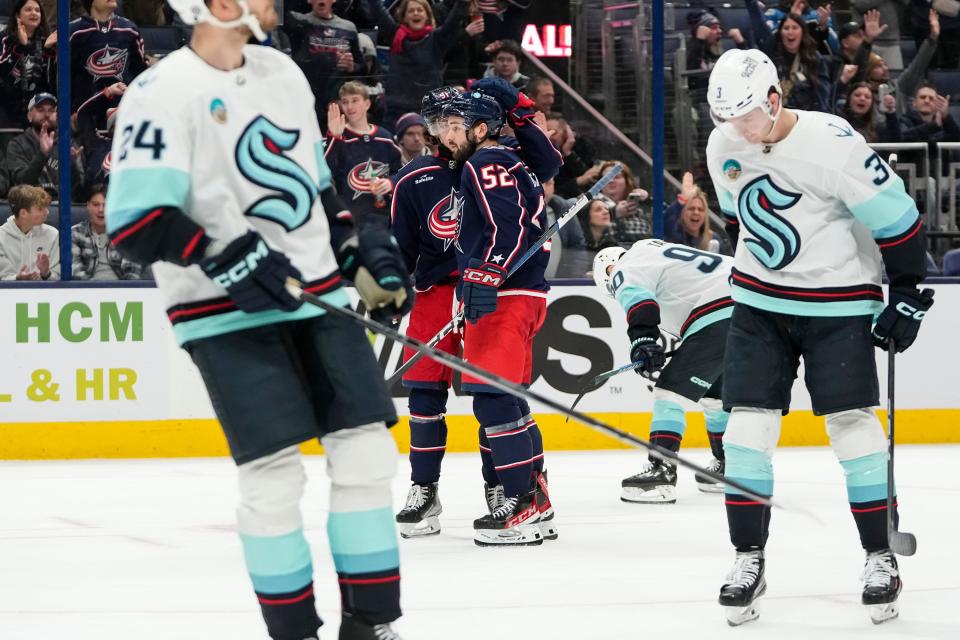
<box><xmin>629</xmin><ymin>335</ymin><xmax>666</xmax><ymax>375</ymax></box>
<box><xmin>461</xmin><ymin>259</ymin><xmax>505</xmax><ymax>324</ymax></box>
<box><xmin>340</xmin><ymin>226</ymin><xmax>415</xmax><ymax>324</ymax></box>
<box><xmin>472</xmin><ymin>77</ymin><xmax>537</xmax><ymax>125</ymax></box>
<box><xmin>872</xmin><ymin>287</ymin><xmax>934</xmax><ymax>353</ymax></box>
<box><xmin>201</xmin><ymin>231</ymin><xmax>302</xmax><ymax>313</ymax></box>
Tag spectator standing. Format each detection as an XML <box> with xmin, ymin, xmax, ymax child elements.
<box><xmin>910</xmin><ymin>0</ymin><xmax>960</xmax><ymax>69</ymax></box>
<box><xmin>482</xmin><ymin>38</ymin><xmax>528</xmax><ymax>88</ymax></box>
<box><xmin>763</xmin><ymin>0</ymin><xmax>839</xmax><ymax>53</ymax></box>
<box><xmin>0</xmin><ymin>0</ymin><xmax>56</xmax><ymax>128</ymax></box>
<box><xmin>5</xmin><ymin>93</ymin><xmax>84</xmax><ymax>198</ymax></box>
<box><xmin>748</xmin><ymin>3</ymin><xmax>832</xmax><ymax>112</ymax></box>
<box><xmin>72</xmin><ymin>183</ymin><xmax>143</xmax><ymax>280</ymax></box>
<box><xmin>663</xmin><ymin>172</ymin><xmax>728</xmax><ymax>253</ymax></box>
<box><xmin>526</xmin><ymin>76</ymin><xmax>555</xmax><ymax>114</ymax></box>
<box><xmin>546</xmin><ymin>114</ymin><xmax>599</xmax><ymax>199</ymax></box>
<box><xmin>0</xmin><ymin>184</ymin><xmax>59</xmax><ymax>280</ymax></box>
<box><xmin>394</xmin><ymin>112</ymin><xmax>429</xmax><ymax>165</ymax></box>
<box><xmin>597</xmin><ymin>160</ymin><xmax>651</xmax><ymax>242</ymax></box>
<box><xmin>69</xmin><ymin>0</ymin><xmax>147</xmax><ymax>127</ymax></box>
<box><xmin>686</xmin><ymin>11</ymin><xmax>746</xmax><ymax>92</ymax></box>
<box><xmin>364</xmin><ymin>0</ymin><xmax>471</xmax><ymax>129</ymax></box>
<box><xmin>579</xmin><ymin>198</ymin><xmax>621</xmax><ymax>252</ymax></box>
<box><xmin>829</xmin><ymin>21</ymin><xmax>871</xmax><ymax>85</ymax></box>
<box><xmin>356</xmin><ymin>32</ymin><xmax>388</xmax><ymax>125</ymax></box>
<box><xmin>899</xmin><ymin>83</ymin><xmax>960</xmax><ymax>144</ymax></box>
<box><xmin>476</xmin><ymin>0</ymin><xmax>529</xmax><ymax>43</ymax></box>
<box><xmin>285</xmin><ymin>0</ymin><xmax>364</xmax><ymax>128</ymax></box>
<box><xmin>850</xmin><ymin>0</ymin><xmax>907</xmax><ymax>69</ymax></box>
<box><xmin>838</xmin><ymin>82</ymin><xmax>902</xmax><ymax>142</ymax></box>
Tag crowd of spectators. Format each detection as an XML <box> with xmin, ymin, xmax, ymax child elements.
<box><xmin>0</xmin><ymin>0</ymin><xmax>958</xmax><ymax>281</ymax></box>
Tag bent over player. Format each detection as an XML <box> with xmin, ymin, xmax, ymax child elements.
<box><xmin>105</xmin><ymin>0</ymin><xmax>414</xmax><ymax>637</ymax></box>
<box><xmin>390</xmin><ymin>79</ymin><xmax>562</xmax><ymax>539</ymax></box>
<box><xmin>441</xmin><ymin>89</ymin><xmax>562</xmax><ymax>546</ymax></box>
<box><xmin>593</xmin><ymin>239</ymin><xmax>732</xmax><ymax>504</ymax></box>
<box><xmin>706</xmin><ymin>49</ymin><xmax>933</xmax><ymax>626</ymax></box>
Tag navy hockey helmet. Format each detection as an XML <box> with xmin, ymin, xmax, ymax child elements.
<box><xmin>421</xmin><ymin>86</ymin><xmax>461</xmax><ymax>136</ymax></box>
<box><xmin>442</xmin><ymin>91</ymin><xmax>505</xmax><ymax>139</ymax></box>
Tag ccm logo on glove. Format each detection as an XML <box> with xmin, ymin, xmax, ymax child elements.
<box><xmin>210</xmin><ymin>239</ymin><xmax>269</xmax><ymax>288</ymax></box>
<box><xmin>894</xmin><ymin>302</ymin><xmax>926</xmax><ymax>320</ymax></box>
<box><xmin>463</xmin><ymin>268</ymin><xmax>504</xmax><ymax>286</ymax></box>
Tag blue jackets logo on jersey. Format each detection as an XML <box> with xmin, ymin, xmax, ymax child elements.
<box><xmin>235</xmin><ymin>116</ymin><xmax>318</xmax><ymax>232</ymax></box>
<box><xmin>348</xmin><ymin>159</ymin><xmax>390</xmax><ymax>199</ymax></box>
<box><xmin>428</xmin><ymin>188</ymin><xmax>462</xmax><ymax>251</ymax></box>
<box><xmin>738</xmin><ymin>175</ymin><xmax>802</xmax><ymax>271</ymax></box>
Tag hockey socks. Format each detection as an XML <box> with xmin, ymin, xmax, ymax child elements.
<box><xmin>649</xmin><ymin>396</ymin><xmax>686</xmax><ymax>459</ymax></box>
<box><xmin>478</xmin><ymin>427</ymin><xmax>500</xmax><ymax>486</ymax></box>
<box><xmin>841</xmin><ymin>452</ymin><xmax>897</xmax><ymax>552</ymax></box>
<box><xmin>407</xmin><ymin>389</ymin><xmax>449</xmax><ymax>485</ymax></box>
<box><xmin>518</xmin><ymin>398</ymin><xmax>545</xmax><ymax>476</ymax></box>
<box><xmin>475</xmin><ymin>393</ymin><xmax>535</xmax><ymax>497</ymax></box>
<box><xmin>705</xmin><ymin>406</ymin><xmax>728</xmax><ymax>461</ymax></box>
<box><xmin>723</xmin><ymin>444</ymin><xmax>773</xmax><ymax>550</ymax></box>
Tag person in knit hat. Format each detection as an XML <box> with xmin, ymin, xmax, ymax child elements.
<box><xmin>393</xmin><ymin>112</ymin><xmax>428</xmax><ymax>165</ymax></box>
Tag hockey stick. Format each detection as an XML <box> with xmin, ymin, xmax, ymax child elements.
<box><xmin>565</xmin><ymin>350</ymin><xmax>677</xmax><ymax>421</ymax></box>
<box><xmin>886</xmin><ymin>338</ymin><xmax>917</xmax><ymax>556</ymax></box>
<box><xmin>384</xmin><ymin>163</ymin><xmax>625</xmax><ymax>386</ymax></box>
<box><xmin>289</xmin><ymin>281</ymin><xmax>785</xmax><ymax>510</ymax></box>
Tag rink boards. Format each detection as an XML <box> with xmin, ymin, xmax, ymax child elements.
<box><xmin>0</xmin><ymin>281</ymin><xmax>957</xmax><ymax>459</ymax></box>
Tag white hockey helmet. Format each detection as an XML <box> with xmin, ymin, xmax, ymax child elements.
<box><xmin>707</xmin><ymin>49</ymin><xmax>782</xmax><ymax>139</ymax></box>
<box><xmin>167</xmin><ymin>0</ymin><xmax>268</xmax><ymax>42</ymax></box>
<box><xmin>592</xmin><ymin>246</ymin><xmax>627</xmax><ymax>298</ymax></box>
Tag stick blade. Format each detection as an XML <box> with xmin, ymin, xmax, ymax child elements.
<box><xmin>889</xmin><ymin>530</ymin><xmax>917</xmax><ymax>556</ymax></box>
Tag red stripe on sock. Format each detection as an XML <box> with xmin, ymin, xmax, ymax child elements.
<box><xmin>851</xmin><ymin>502</ymin><xmax>897</xmax><ymax>514</ymax></box>
<box><xmin>257</xmin><ymin>586</ymin><xmax>314</xmax><ymax>605</ymax></box>
<box><xmin>338</xmin><ymin>575</ymin><xmax>401</xmax><ymax>586</ymax></box>
<box><xmin>725</xmin><ymin>499</ymin><xmax>765</xmax><ymax>506</ymax></box>
<box><xmin>651</xmin><ymin>434</ymin><xmax>682</xmax><ymax>443</ymax></box>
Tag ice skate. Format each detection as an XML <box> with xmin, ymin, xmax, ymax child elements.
<box><xmin>862</xmin><ymin>550</ymin><xmax>901</xmax><ymax>624</ymax></box>
<box><xmin>473</xmin><ymin>490</ymin><xmax>543</xmax><ymax>546</ymax></box>
<box><xmin>695</xmin><ymin>458</ymin><xmax>725</xmax><ymax>494</ymax></box>
<box><xmin>621</xmin><ymin>460</ymin><xmax>678</xmax><ymax>503</ymax></box>
<box><xmin>395</xmin><ymin>483</ymin><xmax>441</xmax><ymax>538</ymax></box>
<box><xmin>534</xmin><ymin>471</ymin><xmax>558</xmax><ymax>541</ymax></box>
<box><xmin>339</xmin><ymin>614</ymin><xmax>404</xmax><ymax>640</ymax></box>
<box><xmin>719</xmin><ymin>550</ymin><xmax>766</xmax><ymax>626</ymax></box>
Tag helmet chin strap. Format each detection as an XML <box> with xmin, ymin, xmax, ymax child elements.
<box><xmin>206</xmin><ymin>0</ymin><xmax>267</xmax><ymax>42</ymax></box>
<box><xmin>760</xmin><ymin>96</ymin><xmax>783</xmax><ymax>151</ymax></box>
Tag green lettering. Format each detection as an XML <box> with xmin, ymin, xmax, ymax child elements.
<box><xmin>16</xmin><ymin>303</ymin><xmax>50</xmax><ymax>343</ymax></box>
<box><xmin>59</xmin><ymin>303</ymin><xmax>93</xmax><ymax>343</ymax></box>
<box><xmin>100</xmin><ymin>302</ymin><xmax>143</xmax><ymax>342</ymax></box>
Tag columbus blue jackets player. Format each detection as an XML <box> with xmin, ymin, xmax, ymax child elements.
<box><xmin>390</xmin><ymin>79</ymin><xmax>562</xmax><ymax>541</ymax></box>
<box><xmin>441</xmin><ymin>89</ymin><xmax>562</xmax><ymax>546</ymax></box>
<box><xmin>105</xmin><ymin>0</ymin><xmax>413</xmax><ymax>636</ymax></box>
<box><xmin>706</xmin><ymin>49</ymin><xmax>933</xmax><ymax>626</ymax></box>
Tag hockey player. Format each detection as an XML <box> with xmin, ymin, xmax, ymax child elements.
<box><xmin>324</xmin><ymin>81</ymin><xmax>401</xmax><ymax>229</ymax></box>
<box><xmin>391</xmin><ymin>78</ymin><xmax>562</xmax><ymax>540</ymax></box>
<box><xmin>104</xmin><ymin>0</ymin><xmax>414</xmax><ymax>637</ymax></box>
<box><xmin>592</xmin><ymin>239</ymin><xmax>731</xmax><ymax>504</ymax></box>
<box><xmin>706</xmin><ymin>49</ymin><xmax>933</xmax><ymax>626</ymax></box>
<box><xmin>440</xmin><ymin>88</ymin><xmax>562</xmax><ymax>546</ymax></box>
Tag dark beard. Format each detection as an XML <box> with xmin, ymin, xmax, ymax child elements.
<box><xmin>451</xmin><ymin>132</ymin><xmax>478</xmax><ymax>163</ymax></box>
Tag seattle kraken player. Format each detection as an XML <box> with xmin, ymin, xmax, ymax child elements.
<box><xmin>391</xmin><ymin>79</ymin><xmax>563</xmax><ymax>540</ymax></box>
<box><xmin>105</xmin><ymin>0</ymin><xmax>413</xmax><ymax>637</ymax></box>
<box><xmin>706</xmin><ymin>49</ymin><xmax>933</xmax><ymax>626</ymax></box>
<box><xmin>593</xmin><ymin>239</ymin><xmax>732</xmax><ymax>503</ymax></box>
<box><xmin>441</xmin><ymin>89</ymin><xmax>562</xmax><ymax>546</ymax></box>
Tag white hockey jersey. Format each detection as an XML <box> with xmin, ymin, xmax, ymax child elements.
<box><xmin>706</xmin><ymin>110</ymin><xmax>920</xmax><ymax>317</ymax></box>
<box><xmin>106</xmin><ymin>46</ymin><xmax>346</xmax><ymax>345</ymax></box>
<box><xmin>610</xmin><ymin>238</ymin><xmax>734</xmax><ymax>339</ymax></box>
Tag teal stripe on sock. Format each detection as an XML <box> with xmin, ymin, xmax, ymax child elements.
<box><xmin>705</xmin><ymin>409</ymin><xmax>728</xmax><ymax>434</ymax></box>
<box><xmin>724</xmin><ymin>443</ymin><xmax>773</xmax><ymax>496</ymax></box>
<box><xmin>841</xmin><ymin>452</ymin><xmax>890</xmax><ymax>503</ymax></box>
<box><xmin>240</xmin><ymin>530</ymin><xmax>313</xmax><ymax>594</ymax></box>
<box><xmin>651</xmin><ymin>399</ymin><xmax>685</xmax><ymax>436</ymax></box>
<box><xmin>328</xmin><ymin>507</ymin><xmax>399</xmax><ymax>574</ymax></box>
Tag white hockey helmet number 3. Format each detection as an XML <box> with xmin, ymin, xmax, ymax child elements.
<box><xmin>592</xmin><ymin>246</ymin><xmax>627</xmax><ymax>298</ymax></box>
<box><xmin>707</xmin><ymin>49</ymin><xmax>781</xmax><ymax>126</ymax></box>
<box><xmin>167</xmin><ymin>0</ymin><xmax>268</xmax><ymax>42</ymax></box>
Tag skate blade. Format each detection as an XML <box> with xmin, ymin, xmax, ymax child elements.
<box><xmin>621</xmin><ymin>485</ymin><xmax>677</xmax><ymax>504</ymax></box>
<box><xmin>474</xmin><ymin>523</ymin><xmax>543</xmax><ymax>547</ymax></box>
<box><xmin>538</xmin><ymin>518</ymin><xmax>559</xmax><ymax>541</ymax></box>
<box><xmin>399</xmin><ymin>515</ymin><xmax>440</xmax><ymax>539</ymax></box>
<box><xmin>696</xmin><ymin>481</ymin><xmax>725</xmax><ymax>494</ymax></box>
<box><xmin>868</xmin><ymin>602</ymin><xmax>899</xmax><ymax>624</ymax></box>
<box><xmin>725</xmin><ymin>604</ymin><xmax>760</xmax><ymax>627</ymax></box>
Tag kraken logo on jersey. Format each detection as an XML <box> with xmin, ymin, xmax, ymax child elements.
<box><xmin>738</xmin><ymin>175</ymin><xmax>802</xmax><ymax>271</ymax></box>
<box><xmin>428</xmin><ymin>188</ymin><xmax>462</xmax><ymax>251</ymax></box>
<box><xmin>235</xmin><ymin>116</ymin><xmax>318</xmax><ymax>232</ymax></box>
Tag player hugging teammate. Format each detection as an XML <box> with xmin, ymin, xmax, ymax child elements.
<box><xmin>390</xmin><ymin>78</ymin><xmax>564</xmax><ymax>546</ymax></box>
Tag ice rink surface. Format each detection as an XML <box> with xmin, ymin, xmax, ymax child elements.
<box><xmin>1</xmin><ymin>446</ymin><xmax>958</xmax><ymax>640</ymax></box>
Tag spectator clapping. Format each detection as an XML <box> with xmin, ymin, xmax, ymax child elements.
<box><xmin>0</xmin><ymin>184</ymin><xmax>59</xmax><ymax>281</ymax></box>
<box><xmin>4</xmin><ymin>93</ymin><xmax>84</xmax><ymax>199</ymax></box>
<box><xmin>0</xmin><ymin>0</ymin><xmax>56</xmax><ymax>128</ymax></box>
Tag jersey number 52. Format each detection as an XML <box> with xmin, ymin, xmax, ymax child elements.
<box><xmin>480</xmin><ymin>165</ymin><xmax>516</xmax><ymax>190</ymax></box>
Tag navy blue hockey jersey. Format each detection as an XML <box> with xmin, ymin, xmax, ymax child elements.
<box><xmin>324</xmin><ymin>125</ymin><xmax>402</xmax><ymax>227</ymax></box>
<box><xmin>456</xmin><ymin>144</ymin><xmax>552</xmax><ymax>293</ymax></box>
<box><xmin>69</xmin><ymin>16</ymin><xmax>147</xmax><ymax>115</ymax></box>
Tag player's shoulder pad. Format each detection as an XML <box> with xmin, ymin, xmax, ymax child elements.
<box><xmin>801</xmin><ymin>110</ymin><xmax>868</xmax><ymax>165</ymax></box>
<box><xmin>245</xmin><ymin>44</ymin><xmax>314</xmax><ymax>95</ymax></box>
<box><xmin>395</xmin><ymin>154</ymin><xmax>444</xmax><ymax>180</ymax></box>
<box><xmin>468</xmin><ymin>145</ymin><xmax>520</xmax><ymax>169</ymax></box>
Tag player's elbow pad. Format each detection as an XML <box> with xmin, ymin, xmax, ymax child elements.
<box><xmin>725</xmin><ymin>222</ymin><xmax>740</xmax><ymax>250</ymax></box>
<box><xmin>321</xmin><ymin>186</ymin><xmax>355</xmax><ymax>250</ymax></box>
<box><xmin>878</xmin><ymin>220</ymin><xmax>927</xmax><ymax>289</ymax></box>
<box><xmin>625</xmin><ymin>300</ymin><xmax>661</xmax><ymax>344</ymax></box>
<box><xmin>109</xmin><ymin>206</ymin><xmax>209</xmax><ymax>266</ymax></box>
